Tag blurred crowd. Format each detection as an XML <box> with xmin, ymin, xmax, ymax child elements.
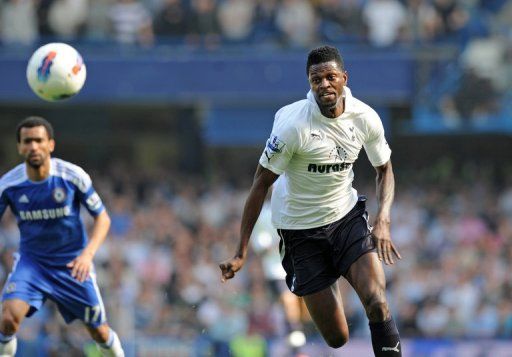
<box><xmin>0</xmin><ymin>0</ymin><xmax>510</xmax><ymax>48</ymax></box>
<box><xmin>1</xmin><ymin>161</ymin><xmax>512</xmax><ymax>355</ymax></box>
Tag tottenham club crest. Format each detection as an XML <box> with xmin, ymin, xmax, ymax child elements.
<box><xmin>53</xmin><ymin>187</ymin><xmax>67</xmax><ymax>203</ymax></box>
<box><xmin>329</xmin><ymin>146</ymin><xmax>348</xmax><ymax>163</ymax></box>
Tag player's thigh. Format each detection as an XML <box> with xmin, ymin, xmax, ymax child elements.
<box><xmin>49</xmin><ymin>268</ymin><xmax>106</xmax><ymax>327</ymax></box>
<box><xmin>345</xmin><ymin>252</ymin><xmax>388</xmax><ymax>314</ymax></box>
<box><xmin>1</xmin><ymin>255</ymin><xmax>47</xmax><ymax>319</ymax></box>
<box><xmin>302</xmin><ymin>282</ymin><xmax>349</xmax><ymax>341</ymax></box>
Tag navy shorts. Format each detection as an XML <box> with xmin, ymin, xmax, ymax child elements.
<box><xmin>277</xmin><ymin>196</ymin><xmax>376</xmax><ymax>297</ymax></box>
<box><xmin>1</xmin><ymin>254</ymin><xmax>107</xmax><ymax>327</ymax></box>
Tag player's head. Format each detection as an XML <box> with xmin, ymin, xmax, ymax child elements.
<box><xmin>16</xmin><ymin>116</ymin><xmax>55</xmax><ymax>168</ymax></box>
<box><xmin>306</xmin><ymin>45</ymin><xmax>344</xmax><ymax>75</ymax></box>
<box><xmin>307</xmin><ymin>46</ymin><xmax>348</xmax><ymax>114</ymax></box>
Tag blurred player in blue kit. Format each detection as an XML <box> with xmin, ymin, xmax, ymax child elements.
<box><xmin>0</xmin><ymin>117</ymin><xmax>124</xmax><ymax>356</ymax></box>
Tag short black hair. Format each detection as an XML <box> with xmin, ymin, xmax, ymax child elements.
<box><xmin>16</xmin><ymin>116</ymin><xmax>54</xmax><ymax>143</ymax></box>
<box><xmin>306</xmin><ymin>45</ymin><xmax>344</xmax><ymax>75</ymax></box>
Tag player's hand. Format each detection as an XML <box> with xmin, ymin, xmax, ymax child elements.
<box><xmin>67</xmin><ymin>253</ymin><xmax>93</xmax><ymax>283</ymax></box>
<box><xmin>219</xmin><ymin>256</ymin><xmax>245</xmax><ymax>282</ymax></box>
<box><xmin>371</xmin><ymin>220</ymin><xmax>401</xmax><ymax>265</ymax></box>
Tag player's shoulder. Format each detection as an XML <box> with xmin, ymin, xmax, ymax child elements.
<box><xmin>274</xmin><ymin>98</ymin><xmax>311</xmax><ymax>132</ymax></box>
<box><xmin>51</xmin><ymin>158</ymin><xmax>92</xmax><ymax>191</ymax></box>
<box><xmin>0</xmin><ymin>163</ymin><xmax>27</xmax><ymax>194</ymax></box>
<box><xmin>350</xmin><ymin>95</ymin><xmax>380</xmax><ymax>121</ymax></box>
<box><xmin>348</xmin><ymin>91</ymin><xmax>383</xmax><ymax>131</ymax></box>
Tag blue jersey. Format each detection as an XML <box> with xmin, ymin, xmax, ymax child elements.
<box><xmin>0</xmin><ymin>158</ymin><xmax>104</xmax><ymax>266</ymax></box>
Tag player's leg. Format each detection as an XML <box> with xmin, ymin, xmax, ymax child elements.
<box><xmin>0</xmin><ymin>256</ymin><xmax>47</xmax><ymax>357</ymax></box>
<box><xmin>302</xmin><ymin>282</ymin><xmax>349</xmax><ymax>348</ymax></box>
<box><xmin>49</xmin><ymin>266</ymin><xmax>125</xmax><ymax>357</ymax></box>
<box><xmin>278</xmin><ymin>225</ymin><xmax>348</xmax><ymax>349</ymax></box>
<box><xmin>84</xmin><ymin>323</ymin><xmax>124</xmax><ymax>357</ymax></box>
<box><xmin>0</xmin><ymin>299</ymin><xmax>30</xmax><ymax>356</ymax></box>
<box><xmin>346</xmin><ymin>252</ymin><xmax>401</xmax><ymax>356</ymax></box>
<box><xmin>280</xmin><ymin>289</ymin><xmax>303</xmax><ymax>330</ymax></box>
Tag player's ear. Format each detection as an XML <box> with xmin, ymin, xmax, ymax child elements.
<box><xmin>342</xmin><ymin>71</ymin><xmax>348</xmax><ymax>85</ymax></box>
<box><xmin>49</xmin><ymin>139</ymin><xmax>55</xmax><ymax>153</ymax></box>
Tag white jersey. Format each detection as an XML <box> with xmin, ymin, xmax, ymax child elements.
<box><xmin>259</xmin><ymin>87</ymin><xmax>391</xmax><ymax>230</ymax></box>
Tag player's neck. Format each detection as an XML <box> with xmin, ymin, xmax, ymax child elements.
<box><xmin>26</xmin><ymin>160</ymin><xmax>51</xmax><ymax>181</ymax></box>
<box><xmin>320</xmin><ymin>98</ymin><xmax>345</xmax><ymax>119</ymax></box>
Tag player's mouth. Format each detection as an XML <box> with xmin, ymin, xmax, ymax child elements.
<box><xmin>320</xmin><ymin>92</ymin><xmax>336</xmax><ymax>98</ymax></box>
<box><xmin>28</xmin><ymin>154</ymin><xmax>42</xmax><ymax>161</ymax></box>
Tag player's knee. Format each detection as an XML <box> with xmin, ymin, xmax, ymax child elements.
<box><xmin>0</xmin><ymin>311</ymin><xmax>22</xmax><ymax>335</ymax></box>
<box><xmin>88</xmin><ymin>324</ymin><xmax>110</xmax><ymax>343</ymax></box>
<box><xmin>324</xmin><ymin>327</ymin><xmax>349</xmax><ymax>349</ymax></box>
<box><xmin>365</xmin><ymin>298</ymin><xmax>389</xmax><ymax>322</ymax></box>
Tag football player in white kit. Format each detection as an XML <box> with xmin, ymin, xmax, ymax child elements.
<box><xmin>220</xmin><ymin>46</ymin><xmax>402</xmax><ymax>356</ymax></box>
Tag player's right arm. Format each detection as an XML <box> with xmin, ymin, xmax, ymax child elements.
<box><xmin>220</xmin><ymin>107</ymin><xmax>299</xmax><ymax>282</ymax></box>
<box><xmin>219</xmin><ymin>165</ymin><xmax>279</xmax><ymax>282</ymax></box>
<box><xmin>0</xmin><ymin>182</ymin><xmax>10</xmax><ymax>220</ymax></box>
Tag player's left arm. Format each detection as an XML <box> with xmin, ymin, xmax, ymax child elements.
<box><xmin>373</xmin><ymin>160</ymin><xmax>401</xmax><ymax>265</ymax></box>
<box><xmin>67</xmin><ymin>209</ymin><xmax>111</xmax><ymax>282</ymax></box>
<box><xmin>363</xmin><ymin>109</ymin><xmax>401</xmax><ymax>265</ymax></box>
<box><xmin>67</xmin><ymin>168</ymin><xmax>111</xmax><ymax>282</ymax></box>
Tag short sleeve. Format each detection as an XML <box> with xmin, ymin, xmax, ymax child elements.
<box><xmin>73</xmin><ymin>170</ymin><xmax>105</xmax><ymax>217</ymax></box>
<box><xmin>363</xmin><ymin>111</ymin><xmax>391</xmax><ymax>167</ymax></box>
<box><xmin>258</xmin><ymin>109</ymin><xmax>299</xmax><ymax>175</ymax></box>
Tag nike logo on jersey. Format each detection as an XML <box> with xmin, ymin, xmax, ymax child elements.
<box><xmin>18</xmin><ymin>194</ymin><xmax>30</xmax><ymax>203</ymax></box>
<box><xmin>382</xmin><ymin>341</ymin><xmax>400</xmax><ymax>352</ymax></box>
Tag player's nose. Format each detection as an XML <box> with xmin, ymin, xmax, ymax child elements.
<box><xmin>319</xmin><ymin>78</ymin><xmax>330</xmax><ymax>89</ymax></box>
<box><xmin>28</xmin><ymin>141</ymin><xmax>38</xmax><ymax>150</ymax></box>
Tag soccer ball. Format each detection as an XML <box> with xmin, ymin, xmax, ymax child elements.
<box><xmin>26</xmin><ymin>43</ymin><xmax>86</xmax><ymax>101</ymax></box>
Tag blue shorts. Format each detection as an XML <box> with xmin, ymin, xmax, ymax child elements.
<box><xmin>1</xmin><ymin>254</ymin><xmax>107</xmax><ymax>328</ymax></box>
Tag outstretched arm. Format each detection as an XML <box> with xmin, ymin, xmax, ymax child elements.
<box><xmin>219</xmin><ymin>164</ymin><xmax>279</xmax><ymax>282</ymax></box>
<box><xmin>67</xmin><ymin>210</ymin><xmax>111</xmax><ymax>282</ymax></box>
<box><xmin>372</xmin><ymin>160</ymin><xmax>401</xmax><ymax>265</ymax></box>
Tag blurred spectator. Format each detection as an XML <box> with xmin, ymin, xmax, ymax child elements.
<box><xmin>433</xmin><ymin>0</ymin><xmax>470</xmax><ymax>38</ymax></box>
<box><xmin>108</xmin><ymin>0</ymin><xmax>154</xmax><ymax>46</ymax></box>
<box><xmin>275</xmin><ymin>0</ymin><xmax>317</xmax><ymax>48</ymax></box>
<box><xmin>217</xmin><ymin>0</ymin><xmax>255</xmax><ymax>43</ymax></box>
<box><xmin>187</xmin><ymin>0</ymin><xmax>221</xmax><ymax>48</ymax></box>
<box><xmin>441</xmin><ymin>68</ymin><xmax>500</xmax><ymax>123</ymax></box>
<box><xmin>37</xmin><ymin>0</ymin><xmax>56</xmax><ymax>36</ymax></box>
<box><xmin>404</xmin><ymin>0</ymin><xmax>442</xmax><ymax>43</ymax></box>
<box><xmin>363</xmin><ymin>0</ymin><xmax>408</xmax><ymax>47</ymax></box>
<box><xmin>317</xmin><ymin>0</ymin><xmax>364</xmax><ymax>42</ymax></box>
<box><xmin>86</xmin><ymin>0</ymin><xmax>113</xmax><ymax>40</ymax></box>
<box><xmin>47</xmin><ymin>0</ymin><xmax>88</xmax><ymax>38</ymax></box>
<box><xmin>252</xmin><ymin>0</ymin><xmax>280</xmax><ymax>45</ymax></box>
<box><xmin>0</xmin><ymin>0</ymin><xmax>38</xmax><ymax>45</ymax></box>
<box><xmin>461</xmin><ymin>36</ymin><xmax>508</xmax><ymax>91</ymax></box>
<box><xmin>153</xmin><ymin>0</ymin><xmax>188</xmax><ymax>40</ymax></box>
